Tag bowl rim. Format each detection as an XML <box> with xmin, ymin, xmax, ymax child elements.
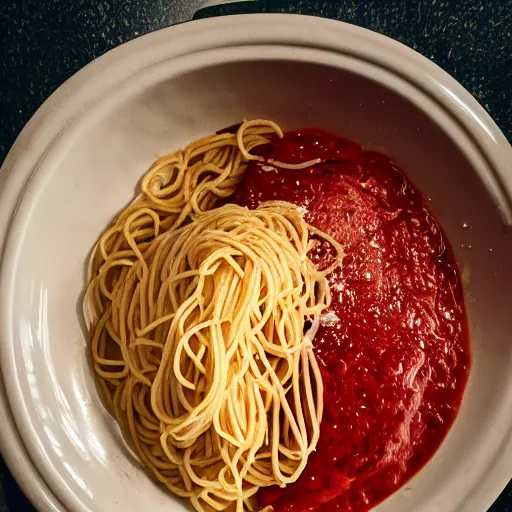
<box><xmin>0</xmin><ymin>13</ymin><xmax>511</xmax><ymax>512</ymax></box>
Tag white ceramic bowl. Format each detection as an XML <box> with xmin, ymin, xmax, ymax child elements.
<box><xmin>0</xmin><ymin>14</ymin><xmax>511</xmax><ymax>512</ymax></box>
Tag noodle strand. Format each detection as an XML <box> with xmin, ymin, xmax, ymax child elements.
<box><xmin>86</xmin><ymin>120</ymin><xmax>343</xmax><ymax>512</ymax></box>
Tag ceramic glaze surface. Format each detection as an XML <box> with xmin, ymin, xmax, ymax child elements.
<box><xmin>0</xmin><ymin>15</ymin><xmax>511</xmax><ymax>512</ymax></box>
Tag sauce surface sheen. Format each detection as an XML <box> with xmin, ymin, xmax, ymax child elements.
<box><xmin>232</xmin><ymin>129</ymin><xmax>471</xmax><ymax>512</ymax></box>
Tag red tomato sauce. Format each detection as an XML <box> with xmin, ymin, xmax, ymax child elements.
<box><xmin>231</xmin><ymin>129</ymin><xmax>471</xmax><ymax>512</ymax></box>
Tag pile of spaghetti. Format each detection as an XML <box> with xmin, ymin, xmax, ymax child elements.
<box><xmin>85</xmin><ymin>120</ymin><xmax>343</xmax><ymax>512</ymax></box>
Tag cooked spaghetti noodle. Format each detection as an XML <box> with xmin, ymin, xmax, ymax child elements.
<box><xmin>85</xmin><ymin>120</ymin><xmax>343</xmax><ymax>512</ymax></box>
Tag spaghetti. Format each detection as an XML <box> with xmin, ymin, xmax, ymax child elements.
<box><xmin>85</xmin><ymin>120</ymin><xmax>343</xmax><ymax>512</ymax></box>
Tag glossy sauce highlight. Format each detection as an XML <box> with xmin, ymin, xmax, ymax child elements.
<box><xmin>232</xmin><ymin>129</ymin><xmax>471</xmax><ymax>512</ymax></box>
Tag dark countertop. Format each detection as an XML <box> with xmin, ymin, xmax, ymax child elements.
<box><xmin>0</xmin><ymin>1</ymin><xmax>510</xmax><ymax>511</ymax></box>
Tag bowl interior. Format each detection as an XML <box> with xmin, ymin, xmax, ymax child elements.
<box><xmin>4</xmin><ymin>56</ymin><xmax>512</xmax><ymax>512</ymax></box>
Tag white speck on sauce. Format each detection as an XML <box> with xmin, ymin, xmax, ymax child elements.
<box><xmin>295</xmin><ymin>205</ymin><xmax>309</xmax><ymax>216</ymax></box>
<box><xmin>320</xmin><ymin>311</ymin><xmax>341</xmax><ymax>326</ymax></box>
